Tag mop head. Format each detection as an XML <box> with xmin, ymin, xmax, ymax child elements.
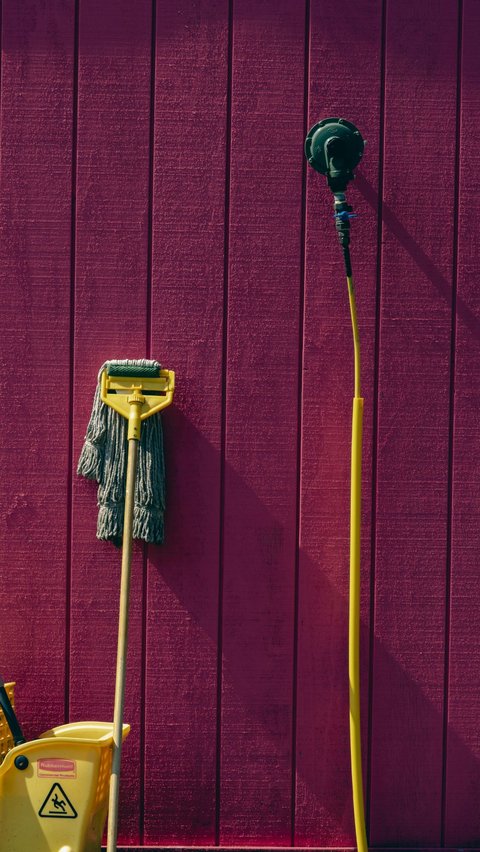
<box><xmin>77</xmin><ymin>359</ymin><xmax>166</xmax><ymax>545</ymax></box>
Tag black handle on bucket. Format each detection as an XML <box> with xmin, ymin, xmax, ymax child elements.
<box><xmin>0</xmin><ymin>678</ymin><xmax>26</xmax><ymax>746</ymax></box>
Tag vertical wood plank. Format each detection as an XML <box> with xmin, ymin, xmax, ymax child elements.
<box><xmin>0</xmin><ymin>0</ymin><xmax>74</xmax><ymax>736</ymax></box>
<box><xmin>296</xmin><ymin>0</ymin><xmax>382</xmax><ymax>844</ymax></box>
<box><xmin>445</xmin><ymin>0</ymin><xmax>480</xmax><ymax>844</ymax></box>
<box><xmin>218</xmin><ymin>1</ymin><xmax>305</xmax><ymax>843</ymax></box>
<box><xmin>145</xmin><ymin>0</ymin><xmax>229</xmax><ymax>844</ymax></box>
<box><xmin>369</xmin><ymin>1</ymin><xmax>459</xmax><ymax>844</ymax></box>
<box><xmin>70</xmin><ymin>1</ymin><xmax>152</xmax><ymax>844</ymax></box>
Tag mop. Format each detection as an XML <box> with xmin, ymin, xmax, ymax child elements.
<box><xmin>78</xmin><ymin>359</ymin><xmax>167</xmax><ymax>545</ymax></box>
<box><xmin>78</xmin><ymin>359</ymin><xmax>175</xmax><ymax>852</ymax></box>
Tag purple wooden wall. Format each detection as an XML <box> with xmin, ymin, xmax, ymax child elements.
<box><xmin>0</xmin><ymin>0</ymin><xmax>479</xmax><ymax>848</ymax></box>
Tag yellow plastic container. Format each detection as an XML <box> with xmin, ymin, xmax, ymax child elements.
<box><xmin>0</xmin><ymin>686</ymin><xmax>129</xmax><ymax>852</ymax></box>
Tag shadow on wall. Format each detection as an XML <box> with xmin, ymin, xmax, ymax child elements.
<box><xmin>147</xmin><ymin>408</ymin><xmax>480</xmax><ymax>846</ymax></box>
<box><xmin>356</xmin><ymin>172</ymin><xmax>479</xmax><ymax>340</ymax></box>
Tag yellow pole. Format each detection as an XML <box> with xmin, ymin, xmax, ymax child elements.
<box><xmin>347</xmin><ymin>275</ymin><xmax>368</xmax><ymax>852</ymax></box>
<box><xmin>107</xmin><ymin>397</ymin><xmax>142</xmax><ymax>852</ymax></box>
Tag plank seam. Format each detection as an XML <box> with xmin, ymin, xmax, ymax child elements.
<box><xmin>366</xmin><ymin>0</ymin><xmax>387</xmax><ymax>835</ymax></box>
<box><xmin>291</xmin><ymin>0</ymin><xmax>311</xmax><ymax>845</ymax></box>
<box><xmin>440</xmin><ymin>0</ymin><xmax>463</xmax><ymax>844</ymax></box>
<box><xmin>146</xmin><ymin>0</ymin><xmax>156</xmax><ymax>362</ymax></box>
<box><xmin>216</xmin><ymin>0</ymin><xmax>234</xmax><ymax>843</ymax></box>
<box><xmin>140</xmin><ymin>0</ymin><xmax>157</xmax><ymax>844</ymax></box>
<box><xmin>65</xmin><ymin>0</ymin><xmax>80</xmax><ymax>727</ymax></box>
<box><xmin>0</xmin><ymin>1</ymin><xmax>2</xmax><ymax>127</ymax></box>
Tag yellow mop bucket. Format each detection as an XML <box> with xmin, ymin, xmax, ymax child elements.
<box><xmin>0</xmin><ymin>683</ymin><xmax>129</xmax><ymax>852</ymax></box>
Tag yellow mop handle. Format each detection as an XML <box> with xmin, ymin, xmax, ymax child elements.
<box><xmin>347</xmin><ymin>275</ymin><xmax>368</xmax><ymax>852</ymax></box>
<box><xmin>107</xmin><ymin>432</ymin><xmax>139</xmax><ymax>852</ymax></box>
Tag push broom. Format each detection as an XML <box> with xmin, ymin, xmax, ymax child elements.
<box><xmin>305</xmin><ymin>118</ymin><xmax>368</xmax><ymax>852</ymax></box>
<box><xmin>78</xmin><ymin>359</ymin><xmax>175</xmax><ymax>852</ymax></box>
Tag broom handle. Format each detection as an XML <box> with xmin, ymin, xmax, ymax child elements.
<box><xmin>107</xmin><ymin>436</ymin><xmax>139</xmax><ymax>852</ymax></box>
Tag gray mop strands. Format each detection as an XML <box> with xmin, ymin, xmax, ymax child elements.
<box><xmin>77</xmin><ymin>359</ymin><xmax>166</xmax><ymax>545</ymax></box>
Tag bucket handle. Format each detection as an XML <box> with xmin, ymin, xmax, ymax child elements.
<box><xmin>0</xmin><ymin>677</ymin><xmax>26</xmax><ymax>745</ymax></box>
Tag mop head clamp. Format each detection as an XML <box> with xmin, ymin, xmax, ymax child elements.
<box><xmin>101</xmin><ymin>363</ymin><xmax>175</xmax><ymax>439</ymax></box>
<box><xmin>78</xmin><ymin>359</ymin><xmax>175</xmax><ymax>545</ymax></box>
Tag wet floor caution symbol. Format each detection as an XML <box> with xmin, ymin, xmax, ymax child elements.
<box><xmin>39</xmin><ymin>783</ymin><xmax>78</xmax><ymax>819</ymax></box>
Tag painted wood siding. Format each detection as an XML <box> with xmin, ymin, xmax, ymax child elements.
<box><xmin>0</xmin><ymin>0</ymin><xmax>478</xmax><ymax>848</ymax></box>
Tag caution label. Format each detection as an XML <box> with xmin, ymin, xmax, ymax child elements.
<box><xmin>39</xmin><ymin>783</ymin><xmax>78</xmax><ymax>819</ymax></box>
